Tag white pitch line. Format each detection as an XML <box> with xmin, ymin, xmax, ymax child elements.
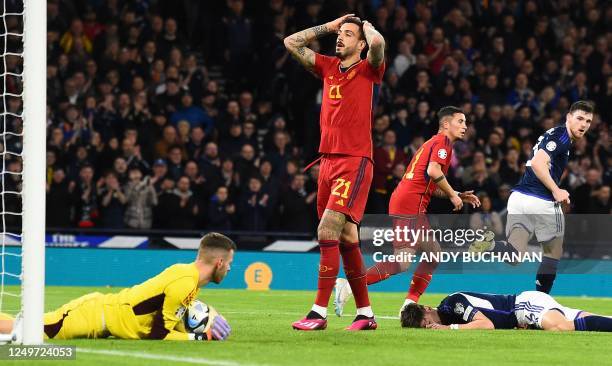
<box><xmin>79</xmin><ymin>348</ymin><xmax>268</xmax><ymax>366</ymax></box>
<box><xmin>222</xmin><ymin>310</ymin><xmax>399</xmax><ymax>320</ymax></box>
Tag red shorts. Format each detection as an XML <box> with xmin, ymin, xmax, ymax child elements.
<box><xmin>389</xmin><ymin>190</ymin><xmax>430</xmax><ymax>215</ymax></box>
<box><xmin>316</xmin><ymin>154</ymin><xmax>373</xmax><ymax>224</ymax></box>
<box><xmin>389</xmin><ymin>215</ymin><xmax>431</xmax><ymax>250</ymax></box>
<box><xmin>389</xmin><ymin>191</ymin><xmax>431</xmax><ymax>250</ymax></box>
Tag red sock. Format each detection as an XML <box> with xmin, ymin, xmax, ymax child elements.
<box><xmin>340</xmin><ymin>242</ymin><xmax>370</xmax><ymax>308</ymax></box>
<box><xmin>314</xmin><ymin>240</ymin><xmax>340</xmax><ymax>308</ymax></box>
<box><xmin>407</xmin><ymin>261</ymin><xmax>438</xmax><ymax>302</ymax></box>
<box><xmin>366</xmin><ymin>261</ymin><xmax>402</xmax><ymax>285</ymax></box>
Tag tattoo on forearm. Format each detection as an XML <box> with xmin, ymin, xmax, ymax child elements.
<box><xmin>285</xmin><ymin>24</ymin><xmax>331</xmax><ymax>69</ymax></box>
<box><xmin>312</xmin><ymin>25</ymin><xmax>329</xmax><ymax>38</ymax></box>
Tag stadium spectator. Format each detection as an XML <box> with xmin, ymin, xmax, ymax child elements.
<box><xmin>234</xmin><ymin>144</ymin><xmax>259</xmax><ymax>186</ymax></box>
<box><xmin>573</xmin><ymin>168</ymin><xmax>603</xmax><ymax>213</ymax></box>
<box><xmin>184</xmin><ymin>160</ymin><xmax>207</xmax><ymax>201</ymax></box>
<box><xmin>238</xmin><ymin>176</ymin><xmax>270</xmax><ymax>231</ymax></box>
<box><xmin>165</xmin><ymin>144</ymin><xmax>186</xmax><ymax>180</ymax></box>
<box><xmin>46</xmin><ymin>168</ymin><xmax>73</xmax><ymax>228</ymax></box>
<box><xmin>170</xmin><ymin>92</ymin><xmax>214</xmax><ymax>133</ymax></box>
<box><xmin>158</xmin><ymin>176</ymin><xmax>199</xmax><ymax>230</ymax></box>
<box><xmin>280</xmin><ymin>174</ymin><xmax>316</xmax><ymax>232</ymax></box>
<box><xmin>72</xmin><ymin>164</ymin><xmax>98</xmax><ymax>228</ymax></box>
<box><xmin>124</xmin><ymin>168</ymin><xmax>158</xmax><ymax>230</ymax></box>
<box><xmin>207</xmin><ymin>186</ymin><xmax>236</xmax><ymax>230</ymax></box>
<box><xmin>186</xmin><ymin>126</ymin><xmax>207</xmax><ymax>162</ymax></box>
<box><xmin>588</xmin><ymin>186</ymin><xmax>611</xmax><ymax>214</ymax></box>
<box><xmin>98</xmin><ymin>171</ymin><xmax>127</xmax><ymax>229</ymax></box>
<box><xmin>372</xmin><ymin>129</ymin><xmax>407</xmax><ymax>213</ymax></box>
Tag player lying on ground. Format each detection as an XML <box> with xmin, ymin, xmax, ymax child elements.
<box><xmin>400</xmin><ymin>290</ymin><xmax>612</xmax><ymax>332</ymax></box>
<box><xmin>469</xmin><ymin>100</ymin><xmax>594</xmax><ymax>294</ymax></box>
<box><xmin>0</xmin><ymin>232</ymin><xmax>234</xmax><ymax>341</ymax></box>
<box><xmin>284</xmin><ymin>14</ymin><xmax>385</xmax><ymax>330</ymax></box>
<box><xmin>335</xmin><ymin>107</ymin><xmax>480</xmax><ymax>317</ymax></box>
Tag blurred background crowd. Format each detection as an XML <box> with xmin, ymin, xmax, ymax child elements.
<box><xmin>2</xmin><ymin>0</ymin><xmax>610</xmax><ymax>234</ymax></box>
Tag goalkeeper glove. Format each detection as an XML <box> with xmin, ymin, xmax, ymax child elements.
<box><xmin>211</xmin><ymin>316</ymin><xmax>231</xmax><ymax>341</ymax></box>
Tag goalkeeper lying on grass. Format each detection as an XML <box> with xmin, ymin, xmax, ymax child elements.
<box><xmin>401</xmin><ymin>290</ymin><xmax>612</xmax><ymax>332</ymax></box>
<box><xmin>0</xmin><ymin>232</ymin><xmax>234</xmax><ymax>341</ymax></box>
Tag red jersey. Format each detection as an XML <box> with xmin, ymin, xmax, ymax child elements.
<box><xmin>391</xmin><ymin>133</ymin><xmax>454</xmax><ymax>213</ymax></box>
<box><xmin>313</xmin><ymin>53</ymin><xmax>385</xmax><ymax>159</ymax></box>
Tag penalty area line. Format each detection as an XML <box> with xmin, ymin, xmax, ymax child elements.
<box><xmin>79</xmin><ymin>348</ymin><xmax>269</xmax><ymax>366</ymax></box>
<box><xmin>223</xmin><ymin>310</ymin><xmax>399</xmax><ymax>320</ymax></box>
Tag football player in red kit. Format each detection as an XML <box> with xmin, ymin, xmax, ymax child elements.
<box><xmin>335</xmin><ymin>106</ymin><xmax>481</xmax><ymax>316</ymax></box>
<box><xmin>284</xmin><ymin>14</ymin><xmax>385</xmax><ymax>330</ymax></box>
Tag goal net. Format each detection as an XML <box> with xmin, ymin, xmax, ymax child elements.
<box><xmin>0</xmin><ymin>0</ymin><xmax>46</xmax><ymax>344</ymax></box>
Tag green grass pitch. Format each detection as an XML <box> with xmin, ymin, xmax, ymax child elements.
<box><xmin>2</xmin><ymin>286</ymin><xmax>612</xmax><ymax>366</ymax></box>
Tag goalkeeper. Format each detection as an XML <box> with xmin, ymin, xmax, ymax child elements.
<box><xmin>0</xmin><ymin>232</ymin><xmax>234</xmax><ymax>341</ymax></box>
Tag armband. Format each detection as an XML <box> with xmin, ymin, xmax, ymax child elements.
<box><xmin>450</xmin><ymin>324</ymin><xmax>459</xmax><ymax>330</ymax></box>
<box><xmin>433</xmin><ymin>175</ymin><xmax>446</xmax><ymax>183</ymax></box>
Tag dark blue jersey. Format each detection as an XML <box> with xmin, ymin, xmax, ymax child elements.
<box><xmin>437</xmin><ymin>292</ymin><xmax>518</xmax><ymax>329</ymax></box>
<box><xmin>514</xmin><ymin>126</ymin><xmax>571</xmax><ymax>201</ymax></box>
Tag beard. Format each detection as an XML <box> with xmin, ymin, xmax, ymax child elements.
<box><xmin>211</xmin><ymin>269</ymin><xmax>225</xmax><ymax>284</ymax></box>
<box><xmin>335</xmin><ymin>43</ymin><xmax>353</xmax><ymax>59</ymax></box>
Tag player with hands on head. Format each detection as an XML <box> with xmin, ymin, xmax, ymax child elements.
<box><xmin>285</xmin><ymin>14</ymin><xmax>386</xmax><ymax>331</ymax></box>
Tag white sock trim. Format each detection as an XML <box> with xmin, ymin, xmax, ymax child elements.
<box><xmin>311</xmin><ymin>304</ymin><xmax>327</xmax><ymax>318</ymax></box>
<box><xmin>356</xmin><ymin>306</ymin><xmax>374</xmax><ymax>317</ymax></box>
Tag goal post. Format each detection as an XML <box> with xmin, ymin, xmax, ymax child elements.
<box><xmin>17</xmin><ymin>0</ymin><xmax>46</xmax><ymax>345</ymax></box>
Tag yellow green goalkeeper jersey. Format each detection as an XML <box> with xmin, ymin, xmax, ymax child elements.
<box><xmin>102</xmin><ymin>263</ymin><xmax>200</xmax><ymax>340</ymax></box>
<box><xmin>43</xmin><ymin>263</ymin><xmax>200</xmax><ymax>341</ymax></box>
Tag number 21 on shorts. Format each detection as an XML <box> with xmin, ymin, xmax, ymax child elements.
<box><xmin>332</xmin><ymin>178</ymin><xmax>351</xmax><ymax>199</ymax></box>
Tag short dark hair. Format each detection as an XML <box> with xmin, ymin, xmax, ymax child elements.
<box><xmin>437</xmin><ymin>106</ymin><xmax>463</xmax><ymax>127</ymax></box>
<box><xmin>198</xmin><ymin>232</ymin><xmax>237</xmax><ymax>261</ymax></box>
<box><xmin>339</xmin><ymin>17</ymin><xmax>365</xmax><ymax>40</ymax></box>
<box><xmin>569</xmin><ymin>100</ymin><xmax>595</xmax><ymax>115</ymax></box>
<box><xmin>400</xmin><ymin>303</ymin><xmax>426</xmax><ymax>328</ymax></box>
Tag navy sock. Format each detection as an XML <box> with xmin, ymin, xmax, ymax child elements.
<box><xmin>492</xmin><ymin>240</ymin><xmax>518</xmax><ymax>254</ymax></box>
<box><xmin>574</xmin><ymin>316</ymin><xmax>612</xmax><ymax>332</ymax></box>
<box><xmin>535</xmin><ymin>257</ymin><xmax>559</xmax><ymax>293</ymax></box>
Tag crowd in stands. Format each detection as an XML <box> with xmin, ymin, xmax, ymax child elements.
<box><xmin>2</xmin><ymin>0</ymin><xmax>610</xmax><ymax>234</ymax></box>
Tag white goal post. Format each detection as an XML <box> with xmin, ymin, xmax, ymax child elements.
<box><xmin>21</xmin><ymin>0</ymin><xmax>46</xmax><ymax>345</ymax></box>
<box><xmin>0</xmin><ymin>0</ymin><xmax>46</xmax><ymax>344</ymax></box>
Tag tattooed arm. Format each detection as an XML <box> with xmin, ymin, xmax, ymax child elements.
<box><xmin>283</xmin><ymin>14</ymin><xmax>355</xmax><ymax>71</ymax></box>
<box><xmin>362</xmin><ymin>21</ymin><xmax>385</xmax><ymax>68</ymax></box>
<box><xmin>433</xmin><ymin>187</ymin><xmax>482</xmax><ymax>209</ymax></box>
